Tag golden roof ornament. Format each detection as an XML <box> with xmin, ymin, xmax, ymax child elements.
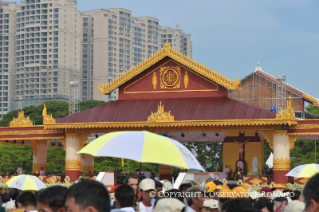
<box><xmin>147</xmin><ymin>102</ymin><xmax>175</xmax><ymax>122</ymax></box>
<box><xmin>276</xmin><ymin>96</ymin><xmax>296</xmax><ymax>120</ymax></box>
<box><xmin>43</xmin><ymin>103</ymin><xmax>56</xmax><ymax>124</ymax></box>
<box><xmin>10</xmin><ymin>109</ymin><xmax>33</xmax><ymax>127</ymax></box>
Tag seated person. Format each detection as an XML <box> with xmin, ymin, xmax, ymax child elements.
<box><xmin>40</xmin><ymin>168</ymin><xmax>46</xmax><ymax>176</ymax></box>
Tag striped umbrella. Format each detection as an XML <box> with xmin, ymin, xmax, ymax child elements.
<box><xmin>286</xmin><ymin>164</ymin><xmax>319</xmax><ymax>178</ymax></box>
<box><xmin>78</xmin><ymin>131</ymin><xmax>204</xmax><ymax>172</ymax></box>
<box><xmin>6</xmin><ymin>175</ymin><xmax>46</xmax><ymax>191</ymax></box>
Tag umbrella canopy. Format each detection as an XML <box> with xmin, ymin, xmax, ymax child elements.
<box><xmin>286</xmin><ymin>164</ymin><xmax>319</xmax><ymax>178</ymax></box>
<box><xmin>78</xmin><ymin>131</ymin><xmax>205</xmax><ymax>172</ymax></box>
<box><xmin>6</xmin><ymin>175</ymin><xmax>46</xmax><ymax>191</ymax></box>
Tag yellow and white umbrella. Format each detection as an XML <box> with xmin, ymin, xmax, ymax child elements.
<box><xmin>6</xmin><ymin>175</ymin><xmax>46</xmax><ymax>191</ymax></box>
<box><xmin>78</xmin><ymin>131</ymin><xmax>204</xmax><ymax>171</ymax></box>
<box><xmin>286</xmin><ymin>163</ymin><xmax>319</xmax><ymax>178</ymax></box>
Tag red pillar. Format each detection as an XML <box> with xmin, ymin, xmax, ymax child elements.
<box><xmin>66</xmin><ymin>170</ymin><xmax>81</xmax><ymax>182</ymax></box>
<box><xmin>273</xmin><ymin>170</ymin><xmax>289</xmax><ymax>184</ymax></box>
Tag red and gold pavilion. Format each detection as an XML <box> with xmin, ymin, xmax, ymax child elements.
<box><xmin>2</xmin><ymin>41</ymin><xmax>319</xmax><ymax>184</ymax></box>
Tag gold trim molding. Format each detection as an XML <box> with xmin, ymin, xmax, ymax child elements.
<box><xmin>43</xmin><ymin>103</ymin><xmax>56</xmax><ymax>124</ymax></box>
<box><xmin>80</xmin><ymin>133</ymin><xmax>91</xmax><ymax>159</ymax></box>
<box><xmin>65</xmin><ymin>159</ymin><xmax>81</xmax><ymax>171</ymax></box>
<box><xmin>46</xmin><ymin>119</ymin><xmax>295</xmax><ymax>130</ymax></box>
<box><xmin>10</xmin><ymin>109</ymin><xmax>33</xmax><ymax>127</ymax></box>
<box><xmin>32</xmin><ymin>163</ymin><xmax>47</xmax><ymax>173</ymax></box>
<box><xmin>261</xmin><ymin>131</ymin><xmax>275</xmax><ymax>149</ymax></box>
<box><xmin>147</xmin><ymin>102</ymin><xmax>174</xmax><ymax>122</ymax></box>
<box><xmin>81</xmin><ymin>165</ymin><xmax>94</xmax><ymax>174</ymax></box>
<box><xmin>273</xmin><ymin>157</ymin><xmax>290</xmax><ymax>171</ymax></box>
<box><xmin>98</xmin><ymin>40</ymin><xmax>241</xmax><ymax>94</ymax></box>
<box><xmin>303</xmin><ymin>94</ymin><xmax>319</xmax><ymax>106</ymax></box>
<box><xmin>30</xmin><ymin>140</ymin><xmax>37</xmax><ymax>156</ymax></box>
<box><xmin>0</xmin><ymin>129</ymin><xmax>62</xmax><ymax>136</ymax></box>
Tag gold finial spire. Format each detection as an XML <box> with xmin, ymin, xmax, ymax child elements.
<box><xmin>165</xmin><ymin>35</ymin><xmax>168</xmax><ymax>43</ymax></box>
<box><xmin>258</xmin><ymin>61</ymin><xmax>260</xmax><ymax>66</ymax></box>
<box><xmin>164</xmin><ymin>35</ymin><xmax>170</xmax><ymax>49</ymax></box>
<box><xmin>147</xmin><ymin>102</ymin><xmax>174</xmax><ymax>122</ymax></box>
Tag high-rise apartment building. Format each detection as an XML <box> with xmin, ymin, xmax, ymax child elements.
<box><xmin>12</xmin><ymin>0</ymin><xmax>81</xmax><ymax>110</ymax></box>
<box><xmin>80</xmin><ymin>8</ymin><xmax>192</xmax><ymax>101</ymax></box>
<box><xmin>0</xmin><ymin>1</ymin><xmax>17</xmax><ymax>119</ymax></box>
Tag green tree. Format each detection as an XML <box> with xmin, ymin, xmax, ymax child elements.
<box><xmin>291</xmin><ymin>140</ymin><xmax>318</xmax><ymax>168</ymax></box>
<box><xmin>306</xmin><ymin>105</ymin><xmax>319</xmax><ymax>115</ymax></box>
<box><xmin>184</xmin><ymin>142</ymin><xmax>223</xmax><ymax>168</ymax></box>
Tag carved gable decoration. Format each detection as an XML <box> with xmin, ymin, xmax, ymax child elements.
<box><xmin>10</xmin><ymin>109</ymin><xmax>33</xmax><ymax>127</ymax></box>
<box><xmin>98</xmin><ymin>41</ymin><xmax>241</xmax><ymax>100</ymax></box>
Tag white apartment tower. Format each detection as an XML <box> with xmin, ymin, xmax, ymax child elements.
<box><xmin>80</xmin><ymin>9</ymin><xmax>192</xmax><ymax>101</ymax></box>
<box><xmin>12</xmin><ymin>0</ymin><xmax>81</xmax><ymax>110</ymax></box>
<box><xmin>0</xmin><ymin>1</ymin><xmax>17</xmax><ymax>119</ymax></box>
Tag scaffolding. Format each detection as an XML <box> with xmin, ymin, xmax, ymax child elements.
<box><xmin>69</xmin><ymin>81</ymin><xmax>80</xmax><ymax>115</ymax></box>
<box><xmin>228</xmin><ymin>67</ymin><xmax>304</xmax><ymax>112</ymax></box>
<box><xmin>275</xmin><ymin>75</ymin><xmax>286</xmax><ymax>111</ymax></box>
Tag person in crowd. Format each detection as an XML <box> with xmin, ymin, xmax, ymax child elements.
<box><xmin>154</xmin><ymin>198</ymin><xmax>185</xmax><ymax>212</ymax></box>
<box><xmin>163</xmin><ymin>189</ymin><xmax>184</xmax><ymax>204</ymax></box>
<box><xmin>124</xmin><ymin>173</ymin><xmax>139</xmax><ymax>195</ymax></box>
<box><xmin>186</xmin><ymin>187</ymin><xmax>205</xmax><ymax>212</ymax></box>
<box><xmin>14</xmin><ymin>191</ymin><xmax>37</xmax><ymax>211</ymax></box>
<box><xmin>1</xmin><ymin>193</ymin><xmax>11</xmax><ymax>210</ymax></box>
<box><xmin>260</xmin><ymin>187</ymin><xmax>276</xmax><ymax>200</ymax></box>
<box><xmin>303</xmin><ymin>173</ymin><xmax>319</xmax><ymax>212</ymax></box>
<box><xmin>221</xmin><ymin>198</ymin><xmax>255</xmax><ymax>212</ymax></box>
<box><xmin>9</xmin><ymin>189</ymin><xmax>19</xmax><ymax>201</ymax></box>
<box><xmin>283</xmin><ymin>200</ymin><xmax>305</xmax><ymax>212</ymax></box>
<box><xmin>179</xmin><ymin>183</ymin><xmax>192</xmax><ymax>210</ymax></box>
<box><xmin>290</xmin><ymin>190</ymin><xmax>303</xmax><ymax>202</ymax></box>
<box><xmin>40</xmin><ymin>168</ymin><xmax>46</xmax><ymax>176</ymax></box>
<box><xmin>256</xmin><ymin>197</ymin><xmax>271</xmax><ymax>212</ymax></box>
<box><xmin>112</xmin><ymin>184</ymin><xmax>135</xmax><ymax>212</ymax></box>
<box><xmin>144</xmin><ymin>169</ymin><xmax>152</xmax><ymax>179</ymax></box>
<box><xmin>65</xmin><ymin>179</ymin><xmax>110</xmax><ymax>212</ymax></box>
<box><xmin>139</xmin><ymin>179</ymin><xmax>155</xmax><ymax>212</ymax></box>
<box><xmin>5</xmin><ymin>201</ymin><xmax>16</xmax><ymax>212</ymax></box>
<box><xmin>37</xmin><ymin>185</ymin><xmax>68</xmax><ymax>212</ymax></box>
<box><xmin>273</xmin><ymin>197</ymin><xmax>287</xmax><ymax>212</ymax></box>
<box><xmin>201</xmin><ymin>199</ymin><xmax>219</xmax><ymax>212</ymax></box>
<box><xmin>151</xmin><ymin>181</ymin><xmax>163</xmax><ymax>205</ymax></box>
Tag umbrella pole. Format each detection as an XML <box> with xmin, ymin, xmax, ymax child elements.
<box><xmin>137</xmin><ymin>162</ymin><xmax>142</xmax><ymax>194</ymax></box>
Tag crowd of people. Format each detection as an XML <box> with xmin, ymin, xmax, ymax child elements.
<box><xmin>0</xmin><ymin>172</ymin><xmax>318</xmax><ymax>212</ymax></box>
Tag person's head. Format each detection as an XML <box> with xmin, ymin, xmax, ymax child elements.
<box><xmin>290</xmin><ymin>190</ymin><xmax>303</xmax><ymax>201</ymax></box>
<box><xmin>9</xmin><ymin>188</ymin><xmax>19</xmax><ymax>201</ymax></box>
<box><xmin>164</xmin><ymin>189</ymin><xmax>184</xmax><ymax>203</ymax></box>
<box><xmin>16</xmin><ymin>191</ymin><xmax>37</xmax><ymax>211</ymax></box>
<box><xmin>41</xmin><ymin>167</ymin><xmax>44</xmax><ymax>170</ymax></box>
<box><xmin>5</xmin><ymin>201</ymin><xmax>16</xmax><ymax>212</ymax></box>
<box><xmin>256</xmin><ymin>197</ymin><xmax>270</xmax><ymax>212</ymax></box>
<box><xmin>260</xmin><ymin>187</ymin><xmax>275</xmax><ymax>200</ymax></box>
<box><xmin>202</xmin><ymin>199</ymin><xmax>219</xmax><ymax>212</ymax></box>
<box><xmin>186</xmin><ymin>187</ymin><xmax>204</xmax><ymax>210</ymax></box>
<box><xmin>37</xmin><ymin>185</ymin><xmax>68</xmax><ymax>212</ymax></box>
<box><xmin>179</xmin><ymin>183</ymin><xmax>192</xmax><ymax>194</ymax></box>
<box><xmin>125</xmin><ymin>173</ymin><xmax>139</xmax><ymax>194</ymax></box>
<box><xmin>154</xmin><ymin>198</ymin><xmax>185</xmax><ymax>212</ymax></box>
<box><xmin>273</xmin><ymin>197</ymin><xmax>287</xmax><ymax>211</ymax></box>
<box><xmin>139</xmin><ymin>179</ymin><xmax>155</xmax><ymax>203</ymax></box>
<box><xmin>221</xmin><ymin>198</ymin><xmax>254</xmax><ymax>212</ymax></box>
<box><xmin>226</xmin><ymin>165</ymin><xmax>228</xmax><ymax>168</ymax></box>
<box><xmin>65</xmin><ymin>179</ymin><xmax>110</xmax><ymax>212</ymax></box>
<box><xmin>2</xmin><ymin>193</ymin><xmax>10</xmax><ymax>204</ymax></box>
<box><xmin>114</xmin><ymin>184</ymin><xmax>134</xmax><ymax>209</ymax></box>
<box><xmin>154</xmin><ymin>180</ymin><xmax>163</xmax><ymax>198</ymax></box>
<box><xmin>303</xmin><ymin>173</ymin><xmax>319</xmax><ymax>212</ymax></box>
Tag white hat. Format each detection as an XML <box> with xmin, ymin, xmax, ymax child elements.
<box><xmin>203</xmin><ymin>199</ymin><xmax>219</xmax><ymax>209</ymax></box>
<box><xmin>154</xmin><ymin>198</ymin><xmax>185</xmax><ymax>212</ymax></box>
<box><xmin>5</xmin><ymin>201</ymin><xmax>16</xmax><ymax>212</ymax></box>
<box><xmin>139</xmin><ymin>178</ymin><xmax>155</xmax><ymax>191</ymax></box>
<box><xmin>284</xmin><ymin>200</ymin><xmax>305</xmax><ymax>212</ymax></box>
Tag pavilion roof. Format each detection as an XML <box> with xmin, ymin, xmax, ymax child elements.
<box><xmin>56</xmin><ymin>97</ymin><xmax>276</xmax><ymax>124</ymax></box>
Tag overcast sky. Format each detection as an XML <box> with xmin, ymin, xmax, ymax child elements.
<box><xmin>10</xmin><ymin>0</ymin><xmax>319</xmax><ymax>98</ymax></box>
